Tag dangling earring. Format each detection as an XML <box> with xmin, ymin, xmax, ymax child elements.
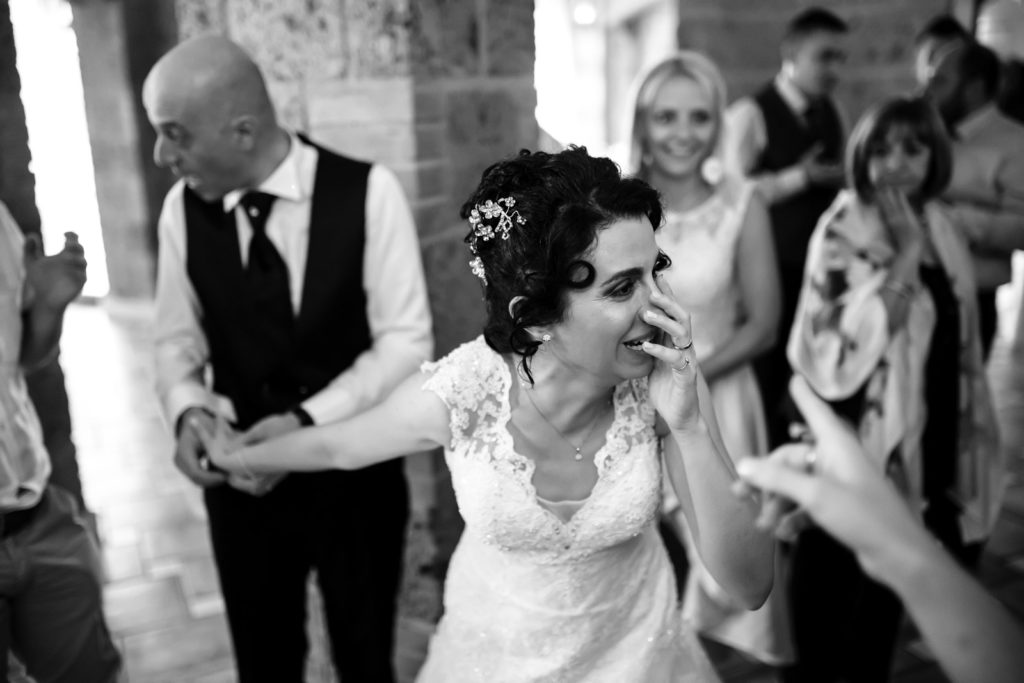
<box><xmin>541</xmin><ymin>333</ymin><xmax>552</xmax><ymax>343</ymax></box>
<box><xmin>701</xmin><ymin>156</ymin><xmax>723</xmax><ymax>184</ymax></box>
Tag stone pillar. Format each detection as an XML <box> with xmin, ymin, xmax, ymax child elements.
<box><xmin>71</xmin><ymin>0</ymin><xmax>156</xmax><ymax>300</ymax></box>
<box><xmin>676</xmin><ymin>0</ymin><xmax>947</xmax><ymax>124</ymax></box>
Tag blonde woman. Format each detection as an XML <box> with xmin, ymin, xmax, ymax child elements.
<box><xmin>627</xmin><ymin>51</ymin><xmax>791</xmax><ymax>667</ymax></box>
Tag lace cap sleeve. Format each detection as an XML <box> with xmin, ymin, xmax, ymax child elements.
<box><xmin>420</xmin><ymin>336</ymin><xmax>507</xmax><ymax>448</ymax></box>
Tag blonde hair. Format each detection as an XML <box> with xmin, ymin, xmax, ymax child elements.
<box><xmin>625</xmin><ymin>50</ymin><xmax>728</xmax><ymax>182</ymax></box>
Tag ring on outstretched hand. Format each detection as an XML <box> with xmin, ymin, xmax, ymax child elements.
<box><xmin>803</xmin><ymin>449</ymin><xmax>818</xmax><ymax>473</ymax></box>
<box><xmin>673</xmin><ymin>340</ymin><xmax>693</xmax><ymax>351</ymax></box>
<box><xmin>678</xmin><ymin>357</ymin><xmax>691</xmax><ymax>370</ymax></box>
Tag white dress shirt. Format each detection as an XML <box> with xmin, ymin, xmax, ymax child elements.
<box><xmin>155</xmin><ymin>134</ymin><xmax>433</xmax><ymax>429</ymax></box>
<box><xmin>0</xmin><ymin>202</ymin><xmax>50</xmax><ymax>510</ymax></box>
<box><xmin>944</xmin><ymin>103</ymin><xmax>1024</xmax><ymax>290</ymax></box>
<box><xmin>722</xmin><ymin>74</ymin><xmax>842</xmax><ymax>204</ymax></box>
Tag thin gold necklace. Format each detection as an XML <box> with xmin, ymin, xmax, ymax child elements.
<box><xmin>522</xmin><ymin>389</ymin><xmax>607</xmax><ymax>462</ymax></box>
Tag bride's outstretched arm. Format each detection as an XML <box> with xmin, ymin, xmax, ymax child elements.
<box><xmin>197</xmin><ymin>370</ymin><xmax>451</xmax><ymax>473</ymax></box>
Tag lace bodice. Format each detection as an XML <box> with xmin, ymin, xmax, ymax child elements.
<box><xmin>421</xmin><ymin>336</ymin><xmax>661</xmax><ymax>563</ymax></box>
<box><xmin>659</xmin><ymin>180</ymin><xmax>754</xmax><ymax>357</ymax></box>
<box><xmin>416</xmin><ymin>337</ymin><xmax>718</xmax><ymax>682</ymax></box>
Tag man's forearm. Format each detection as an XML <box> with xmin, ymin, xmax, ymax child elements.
<box><xmin>20</xmin><ymin>304</ymin><xmax>65</xmax><ymax>372</ymax></box>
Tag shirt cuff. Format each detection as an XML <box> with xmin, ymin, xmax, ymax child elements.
<box><xmin>302</xmin><ymin>387</ymin><xmax>358</xmax><ymax>426</ymax></box>
<box><xmin>777</xmin><ymin>166</ymin><xmax>809</xmax><ymax>197</ymax></box>
<box><xmin>165</xmin><ymin>384</ymin><xmax>235</xmax><ymax>431</ymax></box>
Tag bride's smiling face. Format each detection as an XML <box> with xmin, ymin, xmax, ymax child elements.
<box><xmin>541</xmin><ymin>216</ymin><xmax>669</xmax><ymax>384</ymax></box>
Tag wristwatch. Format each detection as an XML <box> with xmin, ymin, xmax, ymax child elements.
<box><xmin>290</xmin><ymin>405</ymin><xmax>315</xmax><ymax>427</ymax></box>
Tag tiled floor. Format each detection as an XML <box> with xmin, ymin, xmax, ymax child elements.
<box><xmin>58</xmin><ymin>283</ymin><xmax>1024</xmax><ymax>682</ymax></box>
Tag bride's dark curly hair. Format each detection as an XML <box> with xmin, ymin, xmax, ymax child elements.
<box><xmin>461</xmin><ymin>145</ymin><xmax>663</xmax><ymax>382</ymax></box>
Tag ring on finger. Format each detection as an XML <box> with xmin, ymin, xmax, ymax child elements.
<box><xmin>803</xmin><ymin>449</ymin><xmax>817</xmax><ymax>474</ymax></box>
<box><xmin>673</xmin><ymin>339</ymin><xmax>693</xmax><ymax>351</ymax></box>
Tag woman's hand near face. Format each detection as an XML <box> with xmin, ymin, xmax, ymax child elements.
<box><xmin>877</xmin><ymin>188</ymin><xmax>925</xmax><ymax>254</ymax></box>
<box><xmin>641</xmin><ymin>277</ymin><xmax>702</xmax><ymax>432</ymax></box>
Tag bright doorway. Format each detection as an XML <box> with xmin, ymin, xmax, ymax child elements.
<box><xmin>10</xmin><ymin>0</ymin><xmax>108</xmax><ymax>298</ymax></box>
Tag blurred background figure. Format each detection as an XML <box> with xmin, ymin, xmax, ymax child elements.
<box><xmin>0</xmin><ymin>204</ymin><xmax>121</xmax><ymax>682</ymax></box>
<box><xmin>926</xmin><ymin>40</ymin><xmax>1024</xmax><ymax>360</ymax></box>
<box><xmin>627</xmin><ymin>50</ymin><xmax>790</xmax><ymax>671</ymax></box>
<box><xmin>722</xmin><ymin>6</ymin><xmax>849</xmax><ymax>451</ymax></box>
<box><xmin>786</xmin><ymin>95</ymin><xmax>1001</xmax><ymax>682</ymax></box>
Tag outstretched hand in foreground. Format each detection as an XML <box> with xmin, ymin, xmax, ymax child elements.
<box><xmin>734</xmin><ymin>375</ymin><xmax>1024</xmax><ymax>683</ymax></box>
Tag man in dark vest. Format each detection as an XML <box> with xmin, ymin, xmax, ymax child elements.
<box><xmin>145</xmin><ymin>37</ymin><xmax>432</xmax><ymax>682</ymax></box>
<box><xmin>722</xmin><ymin>7</ymin><xmax>849</xmax><ymax>449</ymax></box>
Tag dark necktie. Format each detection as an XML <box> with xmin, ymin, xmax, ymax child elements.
<box><xmin>804</xmin><ymin>99</ymin><xmax>828</xmax><ymax>133</ymax></box>
<box><xmin>239</xmin><ymin>191</ymin><xmax>293</xmax><ymax>327</ymax></box>
<box><xmin>804</xmin><ymin>99</ymin><xmax>839</xmax><ymax>160</ymax></box>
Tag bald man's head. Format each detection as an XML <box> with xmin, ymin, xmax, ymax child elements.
<box><xmin>143</xmin><ymin>36</ymin><xmax>286</xmax><ymax>201</ymax></box>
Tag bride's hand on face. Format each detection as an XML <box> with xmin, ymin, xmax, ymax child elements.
<box><xmin>641</xmin><ymin>276</ymin><xmax>701</xmax><ymax>431</ymax></box>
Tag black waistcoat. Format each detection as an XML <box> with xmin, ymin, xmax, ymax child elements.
<box><xmin>184</xmin><ymin>139</ymin><xmax>371</xmax><ymax>429</ymax></box>
<box><xmin>753</xmin><ymin>83</ymin><xmax>843</xmax><ymax>270</ymax></box>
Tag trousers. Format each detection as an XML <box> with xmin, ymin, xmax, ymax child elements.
<box><xmin>0</xmin><ymin>486</ymin><xmax>121</xmax><ymax>683</ymax></box>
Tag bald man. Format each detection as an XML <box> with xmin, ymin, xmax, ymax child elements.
<box><xmin>145</xmin><ymin>37</ymin><xmax>432</xmax><ymax>682</ymax></box>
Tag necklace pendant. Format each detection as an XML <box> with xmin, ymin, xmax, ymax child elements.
<box><xmin>574</xmin><ymin>449</ymin><xmax>583</xmax><ymax>461</ymax></box>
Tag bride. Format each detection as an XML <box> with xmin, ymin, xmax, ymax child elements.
<box><xmin>198</xmin><ymin>146</ymin><xmax>774</xmax><ymax>681</ymax></box>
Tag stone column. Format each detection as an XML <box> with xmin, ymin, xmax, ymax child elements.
<box><xmin>71</xmin><ymin>0</ymin><xmax>156</xmax><ymax>300</ymax></box>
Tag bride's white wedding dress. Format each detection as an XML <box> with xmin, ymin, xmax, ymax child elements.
<box><xmin>415</xmin><ymin>337</ymin><xmax>719</xmax><ymax>682</ymax></box>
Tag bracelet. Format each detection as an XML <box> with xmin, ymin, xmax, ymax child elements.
<box><xmin>882</xmin><ymin>279</ymin><xmax>915</xmax><ymax>300</ymax></box>
<box><xmin>290</xmin><ymin>405</ymin><xmax>315</xmax><ymax>427</ymax></box>
<box><xmin>236</xmin><ymin>448</ymin><xmax>257</xmax><ymax>480</ymax></box>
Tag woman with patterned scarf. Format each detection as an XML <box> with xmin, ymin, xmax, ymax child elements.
<box><xmin>784</xmin><ymin>95</ymin><xmax>1003</xmax><ymax>683</ymax></box>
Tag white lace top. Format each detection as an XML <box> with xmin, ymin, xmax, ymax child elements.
<box><xmin>421</xmin><ymin>336</ymin><xmax>660</xmax><ymax>562</ymax></box>
<box><xmin>415</xmin><ymin>337</ymin><xmax>719</xmax><ymax>682</ymax></box>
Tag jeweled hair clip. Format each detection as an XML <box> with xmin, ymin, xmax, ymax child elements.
<box><xmin>468</xmin><ymin>196</ymin><xmax>525</xmax><ymax>246</ymax></box>
<box><xmin>468</xmin><ymin>256</ymin><xmax>487</xmax><ymax>285</ymax></box>
<box><xmin>466</xmin><ymin>195</ymin><xmax>525</xmax><ymax>285</ymax></box>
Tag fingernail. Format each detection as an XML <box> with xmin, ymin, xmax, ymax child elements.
<box><xmin>643</xmin><ymin>310</ymin><xmax>656</xmax><ymax>320</ymax></box>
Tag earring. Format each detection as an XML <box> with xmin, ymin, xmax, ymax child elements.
<box><xmin>541</xmin><ymin>333</ymin><xmax>552</xmax><ymax>343</ymax></box>
<box><xmin>701</xmin><ymin>156</ymin><xmax>723</xmax><ymax>184</ymax></box>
